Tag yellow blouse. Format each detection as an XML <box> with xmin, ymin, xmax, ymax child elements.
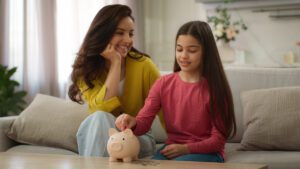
<box><xmin>77</xmin><ymin>55</ymin><xmax>160</xmax><ymax>118</ymax></box>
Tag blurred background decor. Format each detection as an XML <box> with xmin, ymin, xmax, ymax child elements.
<box><xmin>207</xmin><ymin>0</ymin><xmax>247</xmax><ymax>63</ymax></box>
<box><xmin>1</xmin><ymin>0</ymin><xmax>300</xmax><ymax>102</ymax></box>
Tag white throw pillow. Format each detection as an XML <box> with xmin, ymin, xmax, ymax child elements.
<box><xmin>240</xmin><ymin>86</ymin><xmax>300</xmax><ymax>150</ymax></box>
<box><xmin>7</xmin><ymin>94</ymin><xmax>88</xmax><ymax>152</ymax></box>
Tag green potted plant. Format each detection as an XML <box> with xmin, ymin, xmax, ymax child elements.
<box><xmin>0</xmin><ymin>64</ymin><xmax>27</xmax><ymax>117</ymax></box>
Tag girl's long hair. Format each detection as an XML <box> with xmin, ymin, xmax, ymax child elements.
<box><xmin>68</xmin><ymin>4</ymin><xmax>148</xmax><ymax>103</ymax></box>
<box><xmin>173</xmin><ymin>21</ymin><xmax>236</xmax><ymax>139</ymax></box>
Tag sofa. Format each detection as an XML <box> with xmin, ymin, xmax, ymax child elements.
<box><xmin>1</xmin><ymin>66</ymin><xmax>300</xmax><ymax>169</ymax></box>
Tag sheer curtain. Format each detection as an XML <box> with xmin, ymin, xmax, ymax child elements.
<box><xmin>0</xmin><ymin>0</ymin><xmax>143</xmax><ymax>103</ymax></box>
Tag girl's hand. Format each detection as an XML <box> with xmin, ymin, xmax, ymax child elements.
<box><xmin>160</xmin><ymin>144</ymin><xmax>190</xmax><ymax>159</ymax></box>
<box><xmin>100</xmin><ymin>43</ymin><xmax>121</xmax><ymax>64</ymax></box>
<box><xmin>115</xmin><ymin>114</ymin><xmax>136</xmax><ymax>131</ymax></box>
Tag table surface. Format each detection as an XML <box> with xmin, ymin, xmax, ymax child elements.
<box><xmin>0</xmin><ymin>152</ymin><xmax>268</xmax><ymax>169</ymax></box>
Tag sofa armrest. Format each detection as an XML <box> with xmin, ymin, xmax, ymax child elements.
<box><xmin>0</xmin><ymin>116</ymin><xmax>18</xmax><ymax>152</ymax></box>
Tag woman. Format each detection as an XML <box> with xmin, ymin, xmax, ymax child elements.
<box><xmin>68</xmin><ymin>4</ymin><xmax>161</xmax><ymax>157</ymax></box>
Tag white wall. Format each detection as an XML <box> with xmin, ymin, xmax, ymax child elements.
<box><xmin>143</xmin><ymin>0</ymin><xmax>300</xmax><ymax>70</ymax></box>
<box><xmin>143</xmin><ymin>0</ymin><xmax>206</xmax><ymax>71</ymax></box>
<box><xmin>211</xmin><ymin>7</ymin><xmax>300</xmax><ymax>67</ymax></box>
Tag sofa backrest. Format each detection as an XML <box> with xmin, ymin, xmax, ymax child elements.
<box><xmin>225</xmin><ymin>67</ymin><xmax>300</xmax><ymax>142</ymax></box>
<box><xmin>66</xmin><ymin>68</ymin><xmax>300</xmax><ymax>143</ymax></box>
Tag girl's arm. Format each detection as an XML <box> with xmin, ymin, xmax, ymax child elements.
<box><xmin>133</xmin><ymin>77</ymin><xmax>163</xmax><ymax>136</ymax></box>
<box><xmin>186</xmin><ymin>122</ymin><xmax>226</xmax><ymax>154</ymax></box>
<box><xmin>160</xmin><ymin>125</ymin><xmax>225</xmax><ymax>159</ymax></box>
<box><xmin>143</xmin><ymin>59</ymin><xmax>165</xmax><ymax>127</ymax></box>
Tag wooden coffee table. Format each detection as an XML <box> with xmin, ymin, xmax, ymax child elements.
<box><xmin>0</xmin><ymin>152</ymin><xmax>267</xmax><ymax>169</ymax></box>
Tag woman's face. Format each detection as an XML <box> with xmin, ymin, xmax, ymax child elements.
<box><xmin>176</xmin><ymin>35</ymin><xmax>203</xmax><ymax>74</ymax></box>
<box><xmin>110</xmin><ymin>16</ymin><xmax>134</xmax><ymax>58</ymax></box>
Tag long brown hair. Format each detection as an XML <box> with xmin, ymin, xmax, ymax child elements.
<box><xmin>173</xmin><ymin>21</ymin><xmax>236</xmax><ymax>139</ymax></box>
<box><xmin>68</xmin><ymin>4</ymin><xmax>148</xmax><ymax>103</ymax></box>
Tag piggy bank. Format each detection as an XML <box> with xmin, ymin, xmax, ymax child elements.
<box><xmin>107</xmin><ymin>128</ymin><xmax>140</xmax><ymax>162</ymax></box>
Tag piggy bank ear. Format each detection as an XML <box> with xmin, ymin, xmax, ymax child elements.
<box><xmin>109</xmin><ymin>128</ymin><xmax>118</xmax><ymax>136</ymax></box>
<box><xmin>123</xmin><ymin>128</ymin><xmax>134</xmax><ymax>136</ymax></box>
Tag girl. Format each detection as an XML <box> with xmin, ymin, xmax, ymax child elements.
<box><xmin>115</xmin><ymin>21</ymin><xmax>236</xmax><ymax>162</ymax></box>
<box><xmin>68</xmin><ymin>4</ymin><xmax>162</xmax><ymax>157</ymax></box>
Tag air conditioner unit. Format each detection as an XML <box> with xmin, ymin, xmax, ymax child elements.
<box><xmin>195</xmin><ymin>0</ymin><xmax>300</xmax><ymax>10</ymax></box>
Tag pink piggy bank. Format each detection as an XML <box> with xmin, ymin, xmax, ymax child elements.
<box><xmin>107</xmin><ymin>128</ymin><xmax>140</xmax><ymax>162</ymax></box>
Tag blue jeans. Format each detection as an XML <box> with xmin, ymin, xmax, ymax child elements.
<box><xmin>76</xmin><ymin>111</ymin><xmax>156</xmax><ymax>157</ymax></box>
<box><xmin>153</xmin><ymin>144</ymin><xmax>224</xmax><ymax>162</ymax></box>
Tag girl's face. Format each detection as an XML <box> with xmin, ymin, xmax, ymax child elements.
<box><xmin>176</xmin><ymin>35</ymin><xmax>203</xmax><ymax>74</ymax></box>
<box><xmin>110</xmin><ymin>16</ymin><xmax>134</xmax><ymax>58</ymax></box>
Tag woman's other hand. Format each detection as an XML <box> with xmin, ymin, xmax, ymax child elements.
<box><xmin>115</xmin><ymin>114</ymin><xmax>136</xmax><ymax>131</ymax></box>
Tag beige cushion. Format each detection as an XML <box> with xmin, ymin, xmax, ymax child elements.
<box><xmin>6</xmin><ymin>94</ymin><xmax>88</xmax><ymax>153</ymax></box>
<box><xmin>240</xmin><ymin>86</ymin><xmax>300</xmax><ymax>150</ymax></box>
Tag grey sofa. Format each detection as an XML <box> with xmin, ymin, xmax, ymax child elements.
<box><xmin>1</xmin><ymin>67</ymin><xmax>300</xmax><ymax>169</ymax></box>
<box><xmin>222</xmin><ymin>67</ymin><xmax>300</xmax><ymax>169</ymax></box>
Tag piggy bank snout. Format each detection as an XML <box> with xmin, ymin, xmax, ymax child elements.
<box><xmin>110</xmin><ymin>142</ymin><xmax>123</xmax><ymax>152</ymax></box>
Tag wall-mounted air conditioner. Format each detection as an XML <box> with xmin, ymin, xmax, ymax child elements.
<box><xmin>195</xmin><ymin>0</ymin><xmax>300</xmax><ymax>10</ymax></box>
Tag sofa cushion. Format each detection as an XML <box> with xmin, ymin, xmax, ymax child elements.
<box><xmin>6</xmin><ymin>94</ymin><xmax>88</xmax><ymax>153</ymax></box>
<box><xmin>7</xmin><ymin>145</ymin><xmax>77</xmax><ymax>155</ymax></box>
<box><xmin>225</xmin><ymin>143</ymin><xmax>300</xmax><ymax>169</ymax></box>
<box><xmin>225</xmin><ymin>67</ymin><xmax>300</xmax><ymax>143</ymax></box>
<box><xmin>0</xmin><ymin>116</ymin><xmax>18</xmax><ymax>152</ymax></box>
<box><xmin>240</xmin><ymin>86</ymin><xmax>300</xmax><ymax>150</ymax></box>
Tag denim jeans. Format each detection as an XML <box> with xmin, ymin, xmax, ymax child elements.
<box><xmin>153</xmin><ymin>144</ymin><xmax>224</xmax><ymax>162</ymax></box>
<box><xmin>76</xmin><ymin>111</ymin><xmax>155</xmax><ymax>158</ymax></box>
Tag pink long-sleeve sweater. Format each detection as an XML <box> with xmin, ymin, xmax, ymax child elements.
<box><xmin>133</xmin><ymin>72</ymin><xmax>226</xmax><ymax>158</ymax></box>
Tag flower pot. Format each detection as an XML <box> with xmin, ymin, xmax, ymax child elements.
<box><xmin>217</xmin><ymin>41</ymin><xmax>235</xmax><ymax>63</ymax></box>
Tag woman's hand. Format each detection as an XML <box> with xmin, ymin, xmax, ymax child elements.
<box><xmin>100</xmin><ymin>43</ymin><xmax>121</xmax><ymax>64</ymax></box>
<box><xmin>115</xmin><ymin>114</ymin><xmax>136</xmax><ymax>131</ymax></box>
<box><xmin>160</xmin><ymin>144</ymin><xmax>190</xmax><ymax>159</ymax></box>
